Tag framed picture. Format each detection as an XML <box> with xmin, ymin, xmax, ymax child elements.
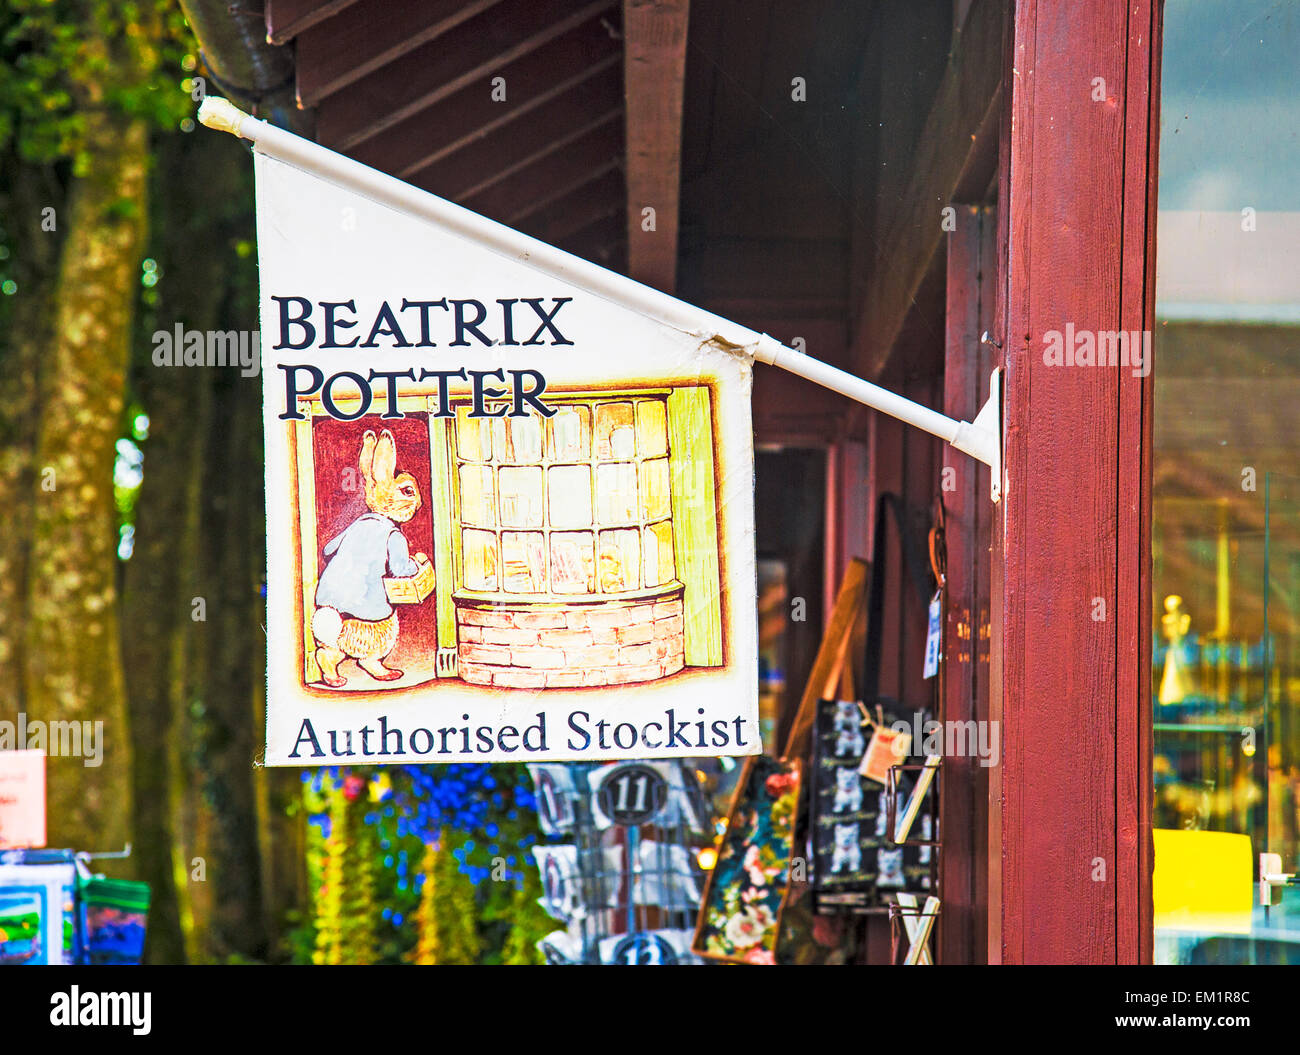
<box><xmin>692</xmin><ymin>755</ymin><xmax>800</xmax><ymax>964</ymax></box>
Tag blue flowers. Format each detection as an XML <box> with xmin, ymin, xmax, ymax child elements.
<box><xmin>353</xmin><ymin>764</ymin><xmax>539</xmax><ymax>886</ymax></box>
<box><xmin>306</xmin><ymin>762</ymin><xmax>544</xmax><ymax>941</ymax></box>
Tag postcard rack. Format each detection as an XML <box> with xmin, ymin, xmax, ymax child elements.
<box><xmin>783</xmin><ymin>559</ymin><xmax>944</xmax><ymax>938</ymax></box>
<box><xmin>528</xmin><ymin>759</ymin><xmax>711</xmax><ymax>966</ymax></box>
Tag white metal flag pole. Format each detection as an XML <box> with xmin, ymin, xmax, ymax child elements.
<box><xmin>199</xmin><ymin>97</ymin><xmax>1002</xmax><ymax>494</ymax></box>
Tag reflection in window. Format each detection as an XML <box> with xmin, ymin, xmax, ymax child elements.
<box><xmin>598</xmin><ymin>528</ymin><xmax>641</xmax><ymax>593</ymax></box>
<box><xmin>453</xmin><ymin>397</ymin><xmax>676</xmax><ymax>596</ymax></box>
<box><xmin>594</xmin><ymin>402</ymin><xmax>636</xmax><ymax>460</ymax></box>
<box><xmin>644</xmin><ymin>520</ymin><xmax>675</xmax><ymax>587</ymax></box>
<box><xmin>549</xmin><ymin>406</ymin><xmax>591</xmax><ymax>461</ymax></box>
<box><xmin>596</xmin><ymin>463</ymin><xmax>638</xmax><ymax>524</ymax></box>
<box><xmin>1154</xmin><ymin>0</ymin><xmax>1300</xmax><ymax>964</ymax></box>
<box><xmin>458</xmin><ymin>465</ymin><xmax>494</xmax><ymax>526</ymax></box>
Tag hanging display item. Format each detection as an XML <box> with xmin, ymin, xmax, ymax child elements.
<box><xmin>709</xmin><ymin>558</ymin><xmax>869</xmax><ymax>964</ymax></box>
<box><xmin>587</xmin><ymin>759</ymin><xmax>709</xmax><ymax>834</ymax></box>
<box><xmin>810</xmin><ymin>700</ymin><xmax>934</xmax><ymax>912</ymax></box>
<box><xmin>201</xmin><ymin>96</ymin><xmax>1004</xmax><ymax>768</ymax></box>
<box><xmin>76</xmin><ymin>874</ymin><xmax>151</xmax><ymax>966</ymax></box>
<box><xmin>858</xmin><ymin>708</ymin><xmax>911</xmax><ymax>785</ymax></box>
<box><xmin>531</xmin><ymin>843</ymin><xmax>622</xmax><ymax>922</ymax></box>
<box><xmin>529</xmin><ymin>763</ymin><xmax>580</xmax><ymax>837</ymax></box>
<box><xmin>773</xmin><ymin>880</ymin><xmax>860</xmax><ymax>965</ymax></box>
<box><xmin>236</xmin><ymin>123</ymin><xmax>759</xmax><ymax>768</ymax></box>
<box><xmin>0</xmin><ymin>859</ymin><xmax>75</xmax><ymax>965</ymax></box>
<box><xmin>0</xmin><ymin>847</ymin><xmax>150</xmax><ymax>966</ymax></box>
<box><xmin>807</xmin><ymin>494</ymin><xmax>937</xmax><ymax>913</ymax></box>
<box><xmin>692</xmin><ymin>755</ymin><xmax>800</xmax><ymax>964</ymax></box>
<box><xmin>528</xmin><ymin>760</ymin><xmax>706</xmax><ymax>965</ymax></box>
<box><xmin>598</xmin><ymin>929</ymin><xmax>698</xmax><ymax>965</ymax></box>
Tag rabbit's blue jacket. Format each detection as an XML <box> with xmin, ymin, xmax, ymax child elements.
<box><xmin>315</xmin><ymin>512</ymin><xmax>420</xmax><ymax>620</ymax></box>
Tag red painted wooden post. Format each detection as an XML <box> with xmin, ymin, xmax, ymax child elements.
<box><xmin>989</xmin><ymin>0</ymin><xmax>1159</xmax><ymax>964</ymax></box>
<box><xmin>941</xmin><ymin>205</ymin><xmax>996</xmax><ymax>964</ymax></box>
<box><xmin>1119</xmin><ymin>0</ymin><xmax>1161</xmax><ymax>969</ymax></box>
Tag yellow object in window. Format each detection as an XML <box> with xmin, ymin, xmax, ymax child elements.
<box><xmin>1152</xmin><ymin>828</ymin><xmax>1252</xmax><ymax>935</ymax></box>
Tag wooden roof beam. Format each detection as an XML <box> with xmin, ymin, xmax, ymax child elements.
<box><xmin>558</xmin><ymin>213</ymin><xmax>626</xmax><ymax>269</ymax></box>
<box><xmin>409</xmin><ymin>65</ymin><xmax>623</xmax><ymax>202</ymax></box>
<box><xmin>347</xmin><ymin>20</ymin><xmax>621</xmax><ymax>178</ymax></box>
<box><xmin>456</xmin><ymin>120</ymin><xmax>623</xmax><ymax>225</ymax></box>
<box><xmin>317</xmin><ymin>0</ymin><xmax>617</xmax><ymax>151</ymax></box>
<box><xmin>265</xmin><ymin>0</ymin><xmax>360</xmax><ymax>46</ymax></box>
<box><xmin>424</xmin><ymin>107</ymin><xmax>622</xmax><ymax>205</ymax></box>
<box><xmin>519</xmin><ymin>168</ymin><xmax>626</xmax><ymax>246</ymax></box>
<box><xmin>623</xmin><ymin>0</ymin><xmax>690</xmax><ymax>292</ymax></box>
<box><xmin>295</xmin><ymin>0</ymin><xmax>509</xmax><ymax>107</ymax></box>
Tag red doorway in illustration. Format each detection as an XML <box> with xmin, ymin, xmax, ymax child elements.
<box><xmin>309</xmin><ymin>413</ymin><xmax>438</xmax><ymax>691</ymax></box>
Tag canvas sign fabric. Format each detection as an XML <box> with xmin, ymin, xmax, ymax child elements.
<box><xmin>253</xmin><ymin>151</ymin><xmax>759</xmax><ymax>765</ymax></box>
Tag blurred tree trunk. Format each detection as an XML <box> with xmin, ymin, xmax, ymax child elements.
<box><xmin>0</xmin><ymin>156</ymin><xmax>64</xmax><ymax>721</ymax></box>
<box><xmin>261</xmin><ymin>766</ymin><xmax>308</xmax><ymax>962</ymax></box>
<box><xmin>122</xmin><ymin>130</ymin><xmax>245</xmax><ymax>963</ymax></box>
<box><xmin>25</xmin><ymin>114</ymin><xmax>148</xmax><ymax>853</ymax></box>
<box><xmin>193</xmin><ymin>291</ymin><xmax>269</xmax><ymax>962</ymax></box>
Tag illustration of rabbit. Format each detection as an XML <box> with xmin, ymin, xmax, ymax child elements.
<box><xmin>311</xmin><ymin>429</ymin><xmax>427</xmax><ymax>687</ymax></box>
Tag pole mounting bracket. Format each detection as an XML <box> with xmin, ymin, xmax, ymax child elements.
<box><xmin>950</xmin><ymin>367</ymin><xmax>1003</xmax><ymax>503</ymax></box>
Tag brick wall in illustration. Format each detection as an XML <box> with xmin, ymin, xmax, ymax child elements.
<box><xmin>457</xmin><ymin>592</ymin><xmax>686</xmax><ymax>689</ymax></box>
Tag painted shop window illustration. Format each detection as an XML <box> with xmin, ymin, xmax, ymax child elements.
<box><xmin>290</xmin><ymin>385</ymin><xmax>725</xmax><ymax>693</ymax></box>
<box><xmin>451</xmin><ymin>398</ymin><xmax>675</xmax><ymax>598</ymax></box>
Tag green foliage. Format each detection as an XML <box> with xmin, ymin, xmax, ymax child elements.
<box><xmin>0</xmin><ymin>0</ymin><xmax>201</xmax><ymax>387</ymax></box>
<box><xmin>293</xmin><ymin>765</ymin><xmax>555</xmax><ymax>965</ymax></box>
<box><xmin>282</xmin><ymin>792</ymin><xmax>320</xmax><ymax>965</ymax></box>
<box><xmin>313</xmin><ymin>777</ymin><xmax>379</xmax><ymax>966</ymax></box>
<box><xmin>0</xmin><ymin>0</ymin><xmax>193</xmax><ymax>165</ymax></box>
<box><xmin>411</xmin><ymin>832</ymin><xmax>481</xmax><ymax>965</ymax></box>
<box><xmin>498</xmin><ymin>867</ymin><xmax>548</xmax><ymax>966</ymax></box>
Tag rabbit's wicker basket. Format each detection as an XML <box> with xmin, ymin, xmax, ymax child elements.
<box><xmin>383</xmin><ymin>558</ymin><xmax>434</xmax><ymax>604</ymax></box>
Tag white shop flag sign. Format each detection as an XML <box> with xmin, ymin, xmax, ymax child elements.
<box><xmin>253</xmin><ymin>148</ymin><xmax>759</xmax><ymax>765</ymax></box>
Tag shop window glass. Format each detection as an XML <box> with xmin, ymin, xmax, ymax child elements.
<box><xmin>548</xmin><ymin>406</ymin><xmax>591</xmax><ymax>461</ymax></box>
<box><xmin>462</xmin><ymin>528</ymin><xmax>498</xmax><ymax>592</ymax></box>
<box><xmin>595</xmin><ymin>402</ymin><xmax>636</xmax><ymax>460</ymax></box>
<box><xmin>596</xmin><ymin>463</ymin><xmax>638</xmax><ymax>524</ymax></box>
<box><xmin>453</xmin><ymin>395</ymin><xmax>678</xmax><ymax>597</ymax></box>
<box><xmin>458</xmin><ymin>464</ymin><xmax>494</xmax><ymax>527</ymax></box>
<box><xmin>456</xmin><ymin>411</ymin><xmax>489</xmax><ymax>462</ymax></box>
<box><xmin>509</xmin><ymin>415</ymin><xmax>543</xmax><ymax>463</ymax></box>
<box><xmin>1153</xmin><ymin>0</ymin><xmax>1300</xmax><ymax>964</ymax></box>
<box><xmin>547</xmin><ymin>465</ymin><xmax>592</xmax><ymax>527</ymax></box>
<box><xmin>501</xmin><ymin>531</ymin><xmax>546</xmax><ymax>593</ymax></box>
<box><xmin>598</xmin><ymin>528</ymin><xmax>641</xmax><ymax>592</ymax></box>
<box><xmin>636</xmin><ymin>399</ymin><xmax>669</xmax><ymax>458</ymax></box>
<box><xmin>644</xmin><ymin>521</ymin><xmax>675</xmax><ymax>587</ymax></box>
<box><xmin>498</xmin><ymin>466</ymin><xmax>543</xmax><ymax>528</ymax></box>
<box><xmin>550</xmin><ymin>531</ymin><xmax>596</xmax><ymax>593</ymax></box>
<box><xmin>641</xmin><ymin>458</ymin><xmax>671</xmax><ymax>521</ymax></box>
